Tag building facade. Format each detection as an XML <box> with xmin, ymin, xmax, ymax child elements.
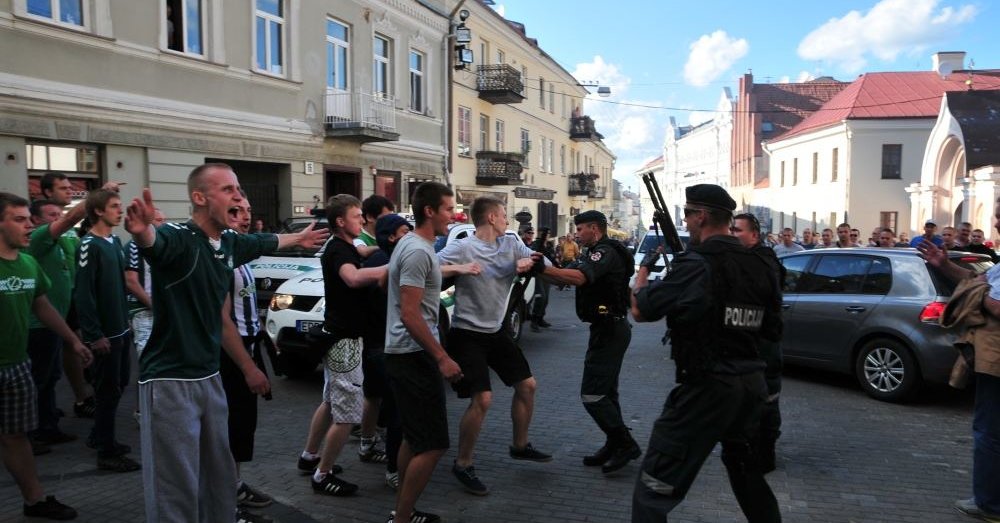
<box><xmin>449</xmin><ymin>0</ymin><xmax>615</xmax><ymax>236</ymax></box>
<box><xmin>0</xmin><ymin>0</ymin><xmax>449</xmax><ymax>224</ymax></box>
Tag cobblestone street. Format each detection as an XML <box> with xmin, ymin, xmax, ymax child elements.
<box><xmin>0</xmin><ymin>289</ymin><xmax>979</xmax><ymax>522</ymax></box>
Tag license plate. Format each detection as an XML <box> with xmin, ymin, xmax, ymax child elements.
<box><xmin>296</xmin><ymin>320</ymin><xmax>323</xmax><ymax>333</ymax></box>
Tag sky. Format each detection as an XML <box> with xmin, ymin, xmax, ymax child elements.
<box><xmin>487</xmin><ymin>0</ymin><xmax>999</xmax><ymax>193</ymax></box>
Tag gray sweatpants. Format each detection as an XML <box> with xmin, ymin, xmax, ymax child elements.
<box><xmin>140</xmin><ymin>376</ymin><xmax>236</xmax><ymax>523</ymax></box>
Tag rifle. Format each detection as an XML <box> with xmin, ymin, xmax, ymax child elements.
<box><xmin>640</xmin><ymin>171</ymin><xmax>684</xmax><ymax>267</ymax></box>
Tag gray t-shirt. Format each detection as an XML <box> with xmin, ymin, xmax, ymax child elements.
<box><xmin>772</xmin><ymin>242</ymin><xmax>805</xmax><ymax>256</ymax></box>
<box><xmin>385</xmin><ymin>233</ymin><xmax>441</xmax><ymax>354</ymax></box>
<box><xmin>437</xmin><ymin>233</ymin><xmax>541</xmax><ymax>333</ymax></box>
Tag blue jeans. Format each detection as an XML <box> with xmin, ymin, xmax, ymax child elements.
<box><xmin>26</xmin><ymin>328</ymin><xmax>63</xmax><ymax>437</ymax></box>
<box><xmin>974</xmin><ymin>372</ymin><xmax>1000</xmax><ymax>514</ymax></box>
<box><xmin>91</xmin><ymin>334</ymin><xmax>131</xmax><ymax>456</ymax></box>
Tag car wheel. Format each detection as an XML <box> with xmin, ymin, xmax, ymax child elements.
<box><xmin>854</xmin><ymin>338</ymin><xmax>920</xmax><ymax>402</ymax></box>
<box><xmin>506</xmin><ymin>299</ymin><xmax>525</xmax><ymax>343</ymax></box>
<box><xmin>282</xmin><ymin>353</ymin><xmax>319</xmax><ymax>379</ymax></box>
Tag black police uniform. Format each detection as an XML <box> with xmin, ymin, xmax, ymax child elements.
<box><xmin>632</xmin><ymin>233</ymin><xmax>783</xmax><ymax>523</ymax></box>
<box><xmin>569</xmin><ymin>211</ymin><xmax>638</xmax><ymax>472</ymax></box>
<box><xmin>750</xmin><ymin>241</ymin><xmax>785</xmax><ymax>473</ymax></box>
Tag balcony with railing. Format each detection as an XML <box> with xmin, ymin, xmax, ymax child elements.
<box><xmin>475</xmin><ymin>151</ymin><xmax>525</xmax><ymax>185</ymax></box>
<box><xmin>324</xmin><ymin>90</ymin><xmax>399</xmax><ymax>142</ymax></box>
<box><xmin>568</xmin><ymin>172</ymin><xmax>599</xmax><ymax>197</ymax></box>
<box><xmin>570</xmin><ymin>115</ymin><xmax>603</xmax><ymax>142</ymax></box>
<box><xmin>476</xmin><ymin>64</ymin><xmax>526</xmax><ymax>104</ymax></box>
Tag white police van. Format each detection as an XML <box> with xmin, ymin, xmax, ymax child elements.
<box><xmin>629</xmin><ymin>226</ymin><xmax>690</xmax><ymax>288</ymax></box>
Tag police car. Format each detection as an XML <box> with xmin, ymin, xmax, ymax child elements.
<box><xmin>254</xmin><ymin>219</ymin><xmax>535</xmax><ymax>378</ymax></box>
<box><xmin>629</xmin><ymin>226</ymin><xmax>690</xmax><ymax>287</ymax></box>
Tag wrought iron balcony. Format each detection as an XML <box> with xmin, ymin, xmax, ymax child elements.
<box><xmin>568</xmin><ymin>172</ymin><xmax>599</xmax><ymax>197</ymax></box>
<box><xmin>324</xmin><ymin>89</ymin><xmax>399</xmax><ymax>143</ymax></box>
<box><xmin>476</xmin><ymin>64</ymin><xmax>526</xmax><ymax>104</ymax></box>
<box><xmin>570</xmin><ymin>116</ymin><xmax>603</xmax><ymax>142</ymax></box>
<box><xmin>475</xmin><ymin>151</ymin><xmax>525</xmax><ymax>185</ymax></box>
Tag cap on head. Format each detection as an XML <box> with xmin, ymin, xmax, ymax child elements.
<box><xmin>925</xmin><ymin>220</ymin><xmax>937</xmax><ymax>227</ymax></box>
<box><xmin>685</xmin><ymin>184</ymin><xmax>736</xmax><ymax>212</ymax></box>
<box><xmin>573</xmin><ymin>210</ymin><xmax>607</xmax><ymax>226</ymax></box>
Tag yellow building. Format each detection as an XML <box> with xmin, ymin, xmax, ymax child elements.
<box><xmin>449</xmin><ymin>0</ymin><xmax>615</xmax><ymax>235</ymax></box>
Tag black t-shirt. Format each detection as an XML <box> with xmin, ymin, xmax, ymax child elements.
<box><xmin>361</xmin><ymin>249</ymin><xmax>390</xmax><ymax>351</ymax></box>
<box><xmin>321</xmin><ymin>236</ymin><xmax>369</xmax><ymax>339</ymax></box>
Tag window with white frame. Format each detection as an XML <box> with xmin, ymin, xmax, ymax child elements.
<box><xmin>457</xmin><ymin>106</ymin><xmax>471</xmax><ymax>156</ymax></box>
<box><xmin>166</xmin><ymin>0</ymin><xmax>203</xmax><ymax>54</ymax></box>
<box><xmin>539</xmin><ymin>78</ymin><xmax>545</xmax><ymax>108</ymax></box>
<box><xmin>521</xmin><ymin>129</ymin><xmax>530</xmax><ymax>167</ymax></box>
<box><xmin>549</xmin><ymin>84</ymin><xmax>554</xmax><ymax>113</ymax></box>
<box><xmin>373</xmin><ymin>35</ymin><xmax>391</xmax><ymax>97</ymax></box>
<box><xmin>326</xmin><ymin>19</ymin><xmax>349</xmax><ymax>90</ymax></box>
<box><xmin>560</xmin><ymin>145</ymin><xmax>565</xmax><ymax>173</ymax></box>
<box><xmin>538</xmin><ymin>136</ymin><xmax>546</xmax><ymax>171</ymax></box>
<box><xmin>254</xmin><ymin>0</ymin><xmax>285</xmax><ymax>75</ymax></box>
<box><xmin>496</xmin><ymin>49</ymin><xmax>504</xmax><ymax>64</ymax></box>
<box><xmin>26</xmin><ymin>0</ymin><xmax>84</xmax><ymax>27</ymax></box>
<box><xmin>495</xmin><ymin>120</ymin><xmax>505</xmax><ymax>152</ymax></box>
<box><xmin>521</xmin><ymin>66</ymin><xmax>527</xmax><ymax>96</ymax></box>
<box><xmin>548</xmin><ymin>139</ymin><xmax>555</xmax><ymax>172</ymax></box>
<box><xmin>409</xmin><ymin>50</ymin><xmax>425</xmax><ymax>112</ymax></box>
<box><xmin>479</xmin><ymin>115</ymin><xmax>489</xmax><ymax>151</ymax></box>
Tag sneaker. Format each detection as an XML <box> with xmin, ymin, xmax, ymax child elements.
<box><xmin>385</xmin><ymin>470</ymin><xmax>400</xmax><ymax>491</ymax></box>
<box><xmin>387</xmin><ymin>509</ymin><xmax>441</xmax><ymax>523</ymax></box>
<box><xmin>235</xmin><ymin>508</ymin><xmax>273</xmax><ymax>523</ymax></box>
<box><xmin>236</xmin><ymin>483</ymin><xmax>273</xmax><ymax>508</ymax></box>
<box><xmin>86</xmin><ymin>437</ymin><xmax>131</xmax><ymax>457</ymax></box>
<box><xmin>452</xmin><ymin>462</ymin><xmax>489</xmax><ymax>496</ymax></box>
<box><xmin>32</xmin><ymin>431</ymin><xmax>77</xmax><ymax>446</ymax></box>
<box><xmin>297</xmin><ymin>455</ymin><xmax>341</xmax><ymax>475</ymax></box>
<box><xmin>23</xmin><ymin>495</ymin><xmax>77</xmax><ymax>520</ymax></box>
<box><xmin>311</xmin><ymin>473</ymin><xmax>358</xmax><ymax>497</ymax></box>
<box><xmin>73</xmin><ymin>397</ymin><xmax>96</xmax><ymax>418</ymax></box>
<box><xmin>97</xmin><ymin>454</ymin><xmax>141</xmax><ymax>473</ymax></box>
<box><xmin>359</xmin><ymin>446</ymin><xmax>388</xmax><ymax>463</ymax></box>
<box><xmin>955</xmin><ymin>498</ymin><xmax>1000</xmax><ymax>522</ymax></box>
<box><xmin>509</xmin><ymin>442</ymin><xmax>552</xmax><ymax>462</ymax></box>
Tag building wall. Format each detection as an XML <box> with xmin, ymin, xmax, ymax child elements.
<box><xmin>450</xmin><ymin>0</ymin><xmax>615</xmax><ymax>236</ymax></box>
<box><xmin>0</xmin><ymin>0</ymin><xmax>447</xmax><ymax>223</ymax></box>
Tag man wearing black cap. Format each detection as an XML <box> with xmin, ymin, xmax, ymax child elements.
<box><xmin>536</xmin><ymin>210</ymin><xmax>639</xmax><ymax>475</ymax></box>
<box><xmin>629</xmin><ymin>184</ymin><xmax>782</xmax><ymax>523</ymax></box>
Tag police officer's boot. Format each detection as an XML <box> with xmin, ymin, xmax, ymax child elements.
<box><xmin>601</xmin><ymin>427</ymin><xmax>641</xmax><ymax>475</ymax></box>
<box><xmin>582</xmin><ymin>438</ymin><xmax>614</xmax><ymax>467</ymax></box>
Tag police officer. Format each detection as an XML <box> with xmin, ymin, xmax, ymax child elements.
<box><xmin>629</xmin><ymin>185</ymin><xmax>782</xmax><ymax>523</ymax></box>
<box><xmin>538</xmin><ymin>210</ymin><xmax>639</xmax><ymax>475</ymax></box>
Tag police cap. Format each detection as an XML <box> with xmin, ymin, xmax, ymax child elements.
<box><xmin>574</xmin><ymin>210</ymin><xmax>607</xmax><ymax>226</ymax></box>
<box><xmin>685</xmin><ymin>184</ymin><xmax>736</xmax><ymax>213</ymax></box>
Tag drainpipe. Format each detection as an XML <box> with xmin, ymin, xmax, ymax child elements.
<box><xmin>442</xmin><ymin>0</ymin><xmax>469</xmax><ymax>189</ymax></box>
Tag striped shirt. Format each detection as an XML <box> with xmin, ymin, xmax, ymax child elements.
<box><xmin>125</xmin><ymin>240</ymin><xmax>153</xmax><ymax>309</ymax></box>
<box><xmin>230</xmin><ymin>263</ymin><xmax>259</xmax><ymax>339</ymax></box>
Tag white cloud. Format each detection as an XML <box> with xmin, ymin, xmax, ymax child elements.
<box><xmin>797</xmin><ymin>70</ymin><xmax>816</xmax><ymax>82</ymax></box>
<box><xmin>798</xmin><ymin>0</ymin><xmax>977</xmax><ymax>72</ymax></box>
<box><xmin>683</xmin><ymin>30</ymin><xmax>749</xmax><ymax>87</ymax></box>
<box><xmin>778</xmin><ymin>76</ymin><xmax>791</xmax><ymax>84</ymax></box>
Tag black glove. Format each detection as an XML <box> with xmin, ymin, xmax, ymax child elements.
<box><xmin>530</xmin><ymin>252</ymin><xmax>546</xmax><ymax>275</ymax></box>
<box><xmin>640</xmin><ymin>249</ymin><xmax>661</xmax><ymax>270</ymax></box>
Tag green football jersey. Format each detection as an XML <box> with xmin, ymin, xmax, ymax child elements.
<box><xmin>74</xmin><ymin>233</ymin><xmax>130</xmax><ymax>343</ymax></box>
<box><xmin>0</xmin><ymin>252</ymin><xmax>51</xmax><ymax>366</ymax></box>
<box><xmin>26</xmin><ymin>224</ymin><xmax>73</xmax><ymax>329</ymax></box>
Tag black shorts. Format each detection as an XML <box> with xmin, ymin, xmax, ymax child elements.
<box><xmin>385</xmin><ymin>351</ymin><xmax>449</xmax><ymax>455</ymax></box>
<box><xmin>446</xmin><ymin>327</ymin><xmax>532</xmax><ymax>399</ymax></box>
<box><xmin>361</xmin><ymin>349</ymin><xmax>389</xmax><ymax>399</ymax></box>
<box><xmin>219</xmin><ymin>337</ymin><xmax>259</xmax><ymax>463</ymax></box>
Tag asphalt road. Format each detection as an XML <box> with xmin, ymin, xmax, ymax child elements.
<box><xmin>0</xmin><ymin>289</ymin><xmax>979</xmax><ymax>522</ymax></box>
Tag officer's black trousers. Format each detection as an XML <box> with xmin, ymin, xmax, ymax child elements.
<box><xmin>631</xmin><ymin>371</ymin><xmax>780</xmax><ymax>523</ymax></box>
<box><xmin>580</xmin><ymin>317</ymin><xmax>631</xmax><ymax>437</ymax></box>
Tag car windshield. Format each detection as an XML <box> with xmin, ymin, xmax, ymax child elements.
<box><xmin>929</xmin><ymin>255</ymin><xmax>994</xmax><ymax>296</ymax></box>
<box><xmin>637</xmin><ymin>232</ymin><xmax>690</xmax><ymax>255</ymax></box>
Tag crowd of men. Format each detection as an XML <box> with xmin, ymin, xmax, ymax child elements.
<box><xmin>2</xmin><ymin>166</ymin><xmax>997</xmax><ymax>523</ymax></box>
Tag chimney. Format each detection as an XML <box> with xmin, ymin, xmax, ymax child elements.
<box><xmin>932</xmin><ymin>51</ymin><xmax>966</xmax><ymax>78</ymax></box>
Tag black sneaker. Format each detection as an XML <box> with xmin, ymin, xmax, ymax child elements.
<box><xmin>601</xmin><ymin>440</ymin><xmax>642</xmax><ymax>475</ymax></box>
<box><xmin>297</xmin><ymin>455</ymin><xmax>341</xmax><ymax>475</ymax></box>
<box><xmin>452</xmin><ymin>462</ymin><xmax>489</xmax><ymax>496</ymax></box>
<box><xmin>236</xmin><ymin>483</ymin><xmax>273</xmax><ymax>508</ymax></box>
<box><xmin>387</xmin><ymin>509</ymin><xmax>441</xmax><ymax>523</ymax></box>
<box><xmin>23</xmin><ymin>495</ymin><xmax>77</xmax><ymax>520</ymax></box>
<box><xmin>311</xmin><ymin>473</ymin><xmax>358</xmax><ymax>496</ymax></box>
<box><xmin>73</xmin><ymin>397</ymin><xmax>96</xmax><ymax>418</ymax></box>
<box><xmin>509</xmin><ymin>442</ymin><xmax>552</xmax><ymax>462</ymax></box>
<box><xmin>359</xmin><ymin>446</ymin><xmax>388</xmax><ymax>463</ymax></box>
<box><xmin>236</xmin><ymin>508</ymin><xmax>273</xmax><ymax>523</ymax></box>
<box><xmin>97</xmin><ymin>454</ymin><xmax>141</xmax><ymax>473</ymax></box>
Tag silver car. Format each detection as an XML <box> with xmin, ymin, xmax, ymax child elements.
<box><xmin>778</xmin><ymin>247</ymin><xmax>993</xmax><ymax>402</ymax></box>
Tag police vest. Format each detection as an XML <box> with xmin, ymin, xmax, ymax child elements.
<box><xmin>575</xmin><ymin>237</ymin><xmax>635</xmax><ymax>322</ymax></box>
<box><xmin>668</xmin><ymin>238</ymin><xmax>780</xmax><ymax>382</ymax></box>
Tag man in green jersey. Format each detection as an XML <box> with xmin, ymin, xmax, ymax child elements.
<box><xmin>74</xmin><ymin>189</ymin><xmax>140</xmax><ymax>473</ymax></box>
<box><xmin>125</xmin><ymin>163</ymin><xmax>329</xmax><ymax>522</ymax></box>
<box><xmin>0</xmin><ymin>192</ymin><xmax>92</xmax><ymax>520</ymax></box>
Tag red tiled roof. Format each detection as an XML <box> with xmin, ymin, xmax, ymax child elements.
<box><xmin>776</xmin><ymin>70</ymin><xmax>1000</xmax><ymax>142</ymax></box>
<box><xmin>638</xmin><ymin>155</ymin><xmax>663</xmax><ymax>171</ymax></box>
<box><xmin>755</xmin><ymin>80</ymin><xmax>849</xmax><ymax>139</ymax></box>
